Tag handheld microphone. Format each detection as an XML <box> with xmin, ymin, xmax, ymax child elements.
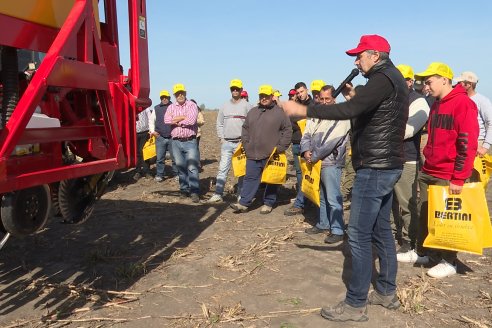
<box><xmin>332</xmin><ymin>68</ymin><xmax>360</xmax><ymax>98</ymax></box>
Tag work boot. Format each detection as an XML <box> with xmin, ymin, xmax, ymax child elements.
<box><xmin>320</xmin><ymin>301</ymin><xmax>368</xmax><ymax>322</ymax></box>
<box><xmin>283</xmin><ymin>206</ymin><xmax>303</xmax><ymax>216</ymax></box>
<box><xmin>206</xmin><ymin>194</ymin><xmax>223</xmax><ymax>203</ymax></box>
<box><xmin>260</xmin><ymin>205</ymin><xmax>272</xmax><ymax>214</ymax></box>
<box><xmin>368</xmin><ymin>290</ymin><xmax>400</xmax><ymax>310</ymax></box>
<box><xmin>230</xmin><ymin>203</ymin><xmax>248</xmax><ymax>213</ymax></box>
<box><xmin>190</xmin><ymin>193</ymin><xmax>200</xmax><ymax>203</ymax></box>
<box><xmin>305</xmin><ymin>226</ymin><xmax>330</xmax><ymax>235</ymax></box>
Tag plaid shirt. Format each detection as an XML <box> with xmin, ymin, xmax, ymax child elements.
<box><xmin>164</xmin><ymin>99</ymin><xmax>198</xmax><ymax>139</ymax></box>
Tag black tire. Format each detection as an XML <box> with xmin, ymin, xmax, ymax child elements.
<box><xmin>58</xmin><ymin>177</ymin><xmax>96</xmax><ymax>224</ymax></box>
<box><xmin>1</xmin><ymin>185</ymin><xmax>51</xmax><ymax>236</ymax></box>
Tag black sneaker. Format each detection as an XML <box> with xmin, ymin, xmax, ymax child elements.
<box><xmin>367</xmin><ymin>290</ymin><xmax>400</xmax><ymax>310</ymax></box>
<box><xmin>320</xmin><ymin>301</ymin><xmax>368</xmax><ymax>322</ymax></box>
<box><xmin>324</xmin><ymin>234</ymin><xmax>344</xmax><ymax>244</ymax></box>
<box><xmin>305</xmin><ymin>226</ymin><xmax>330</xmax><ymax>235</ymax></box>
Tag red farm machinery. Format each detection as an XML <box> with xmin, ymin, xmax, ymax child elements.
<box><xmin>0</xmin><ymin>0</ymin><xmax>151</xmax><ymax>248</ymax></box>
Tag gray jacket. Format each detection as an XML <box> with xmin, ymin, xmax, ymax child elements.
<box><xmin>300</xmin><ymin>118</ymin><xmax>350</xmax><ymax>167</ymax></box>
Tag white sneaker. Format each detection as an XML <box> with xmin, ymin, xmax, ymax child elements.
<box><xmin>206</xmin><ymin>194</ymin><xmax>223</xmax><ymax>203</ymax></box>
<box><xmin>396</xmin><ymin>249</ymin><xmax>429</xmax><ymax>264</ymax></box>
<box><xmin>427</xmin><ymin>260</ymin><xmax>457</xmax><ymax>278</ymax></box>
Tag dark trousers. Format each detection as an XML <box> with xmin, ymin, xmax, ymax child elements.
<box><xmin>416</xmin><ymin>171</ymin><xmax>458</xmax><ymax>263</ymax></box>
<box><xmin>239</xmin><ymin>158</ymin><xmax>279</xmax><ymax>207</ymax></box>
<box><xmin>136</xmin><ymin>131</ymin><xmax>150</xmax><ymax>173</ymax></box>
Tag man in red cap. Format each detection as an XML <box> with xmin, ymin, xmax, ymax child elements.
<box><xmin>281</xmin><ymin>34</ymin><xmax>408</xmax><ymax>322</ymax></box>
<box><xmin>240</xmin><ymin>90</ymin><xmax>249</xmax><ymax>102</ymax></box>
<box><xmin>288</xmin><ymin>89</ymin><xmax>297</xmax><ymax>101</ymax></box>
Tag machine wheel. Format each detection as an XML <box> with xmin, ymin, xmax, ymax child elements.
<box><xmin>50</xmin><ymin>183</ymin><xmax>62</xmax><ymax>217</ymax></box>
<box><xmin>58</xmin><ymin>171</ymin><xmax>113</xmax><ymax>224</ymax></box>
<box><xmin>1</xmin><ymin>185</ymin><xmax>51</xmax><ymax>236</ymax></box>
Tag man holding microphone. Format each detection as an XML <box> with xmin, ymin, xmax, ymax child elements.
<box><xmin>282</xmin><ymin>34</ymin><xmax>408</xmax><ymax>322</ymax></box>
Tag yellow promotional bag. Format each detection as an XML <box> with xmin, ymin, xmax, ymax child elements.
<box><xmin>300</xmin><ymin>158</ymin><xmax>321</xmax><ymax>207</ymax></box>
<box><xmin>231</xmin><ymin>143</ymin><xmax>246</xmax><ymax>177</ymax></box>
<box><xmin>142</xmin><ymin>136</ymin><xmax>156</xmax><ymax>161</ymax></box>
<box><xmin>261</xmin><ymin>148</ymin><xmax>287</xmax><ymax>184</ymax></box>
<box><xmin>423</xmin><ymin>183</ymin><xmax>492</xmax><ymax>255</ymax></box>
<box><xmin>473</xmin><ymin>154</ymin><xmax>492</xmax><ymax>188</ymax></box>
<box><xmin>297</xmin><ymin>119</ymin><xmax>307</xmax><ymax>135</ymax></box>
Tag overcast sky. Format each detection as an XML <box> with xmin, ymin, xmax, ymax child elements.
<box><xmin>116</xmin><ymin>0</ymin><xmax>492</xmax><ymax>109</ymax></box>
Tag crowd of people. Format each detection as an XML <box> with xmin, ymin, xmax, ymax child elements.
<box><xmin>133</xmin><ymin>34</ymin><xmax>492</xmax><ymax>322</ymax></box>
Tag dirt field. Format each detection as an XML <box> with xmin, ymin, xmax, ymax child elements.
<box><xmin>1</xmin><ymin>111</ymin><xmax>491</xmax><ymax>328</ymax></box>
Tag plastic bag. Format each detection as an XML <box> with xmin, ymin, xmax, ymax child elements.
<box><xmin>423</xmin><ymin>183</ymin><xmax>492</xmax><ymax>255</ymax></box>
<box><xmin>473</xmin><ymin>154</ymin><xmax>492</xmax><ymax>188</ymax></box>
<box><xmin>142</xmin><ymin>136</ymin><xmax>156</xmax><ymax>161</ymax></box>
<box><xmin>300</xmin><ymin>158</ymin><xmax>321</xmax><ymax>207</ymax></box>
<box><xmin>232</xmin><ymin>142</ymin><xmax>246</xmax><ymax>177</ymax></box>
<box><xmin>261</xmin><ymin>148</ymin><xmax>287</xmax><ymax>184</ymax></box>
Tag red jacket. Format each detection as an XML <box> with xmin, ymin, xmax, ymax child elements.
<box><xmin>422</xmin><ymin>84</ymin><xmax>478</xmax><ymax>185</ymax></box>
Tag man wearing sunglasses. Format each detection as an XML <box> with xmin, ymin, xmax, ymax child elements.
<box><xmin>207</xmin><ymin>79</ymin><xmax>252</xmax><ymax>203</ymax></box>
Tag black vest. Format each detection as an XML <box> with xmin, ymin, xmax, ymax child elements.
<box><xmin>154</xmin><ymin>103</ymin><xmax>172</xmax><ymax>137</ymax></box>
<box><xmin>351</xmin><ymin>59</ymin><xmax>409</xmax><ymax>170</ymax></box>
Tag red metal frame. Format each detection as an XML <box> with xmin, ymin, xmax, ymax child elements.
<box><xmin>0</xmin><ymin>0</ymin><xmax>150</xmax><ymax>193</ymax></box>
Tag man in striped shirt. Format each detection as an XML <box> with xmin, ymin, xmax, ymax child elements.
<box><xmin>164</xmin><ymin>83</ymin><xmax>201</xmax><ymax>203</ymax></box>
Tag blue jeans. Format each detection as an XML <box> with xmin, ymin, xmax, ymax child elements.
<box><xmin>292</xmin><ymin>144</ymin><xmax>306</xmax><ymax>208</ymax></box>
<box><xmin>316</xmin><ymin>166</ymin><xmax>344</xmax><ymax>235</ymax></box>
<box><xmin>215</xmin><ymin>141</ymin><xmax>243</xmax><ymax>196</ymax></box>
<box><xmin>345</xmin><ymin>168</ymin><xmax>402</xmax><ymax>307</ymax></box>
<box><xmin>156</xmin><ymin>135</ymin><xmax>177</xmax><ymax>178</ymax></box>
<box><xmin>239</xmin><ymin>158</ymin><xmax>278</xmax><ymax>207</ymax></box>
<box><xmin>171</xmin><ymin>138</ymin><xmax>200</xmax><ymax>194</ymax></box>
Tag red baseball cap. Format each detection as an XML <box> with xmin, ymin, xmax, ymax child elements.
<box><xmin>240</xmin><ymin>90</ymin><xmax>248</xmax><ymax>97</ymax></box>
<box><xmin>346</xmin><ymin>34</ymin><xmax>391</xmax><ymax>56</ymax></box>
<box><xmin>288</xmin><ymin>89</ymin><xmax>297</xmax><ymax>96</ymax></box>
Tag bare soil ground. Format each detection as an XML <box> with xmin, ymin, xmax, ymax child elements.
<box><xmin>1</xmin><ymin>111</ymin><xmax>491</xmax><ymax>328</ymax></box>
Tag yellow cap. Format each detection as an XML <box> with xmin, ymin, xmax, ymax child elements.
<box><xmin>173</xmin><ymin>83</ymin><xmax>186</xmax><ymax>94</ymax></box>
<box><xmin>415</xmin><ymin>62</ymin><xmax>454</xmax><ymax>80</ymax></box>
<box><xmin>159</xmin><ymin>90</ymin><xmax>170</xmax><ymax>98</ymax></box>
<box><xmin>396</xmin><ymin>64</ymin><xmax>414</xmax><ymax>80</ymax></box>
<box><xmin>258</xmin><ymin>85</ymin><xmax>273</xmax><ymax>95</ymax></box>
<box><xmin>273</xmin><ymin>90</ymin><xmax>282</xmax><ymax>97</ymax></box>
<box><xmin>310</xmin><ymin>80</ymin><xmax>325</xmax><ymax>92</ymax></box>
<box><xmin>230</xmin><ymin>79</ymin><xmax>243</xmax><ymax>89</ymax></box>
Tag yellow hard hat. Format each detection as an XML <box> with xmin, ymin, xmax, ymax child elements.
<box><xmin>230</xmin><ymin>79</ymin><xmax>243</xmax><ymax>89</ymax></box>
<box><xmin>173</xmin><ymin>83</ymin><xmax>186</xmax><ymax>94</ymax></box>
<box><xmin>396</xmin><ymin>64</ymin><xmax>414</xmax><ymax>80</ymax></box>
<box><xmin>310</xmin><ymin>80</ymin><xmax>325</xmax><ymax>92</ymax></box>
<box><xmin>159</xmin><ymin>90</ymin><xmax>170</xmax><ymax>98</ymax></box>
<box><xmin>258</xmin><ymin>85</ymin><xmax>273</xmax><ymax>95</ymax></box>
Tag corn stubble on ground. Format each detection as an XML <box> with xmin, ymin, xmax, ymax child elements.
<box><xmin>1</xmin><ymin>111</ymin><xmax>492</xmax><ymax>327</ymax></box>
